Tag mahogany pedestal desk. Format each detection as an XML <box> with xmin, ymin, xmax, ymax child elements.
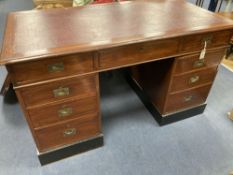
<box><xmin>1</xmin><ymin>0</ymin><xmax>233</xmax><ymax>165</ymax></box>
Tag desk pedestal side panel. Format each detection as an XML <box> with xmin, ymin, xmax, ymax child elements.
<box><xmin>130</xmin><ymin>58</ymin><xmax>175</xmax><ymax>114</ymax></box>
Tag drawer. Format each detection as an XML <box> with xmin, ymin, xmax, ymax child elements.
<box><xmin>8</xmin><ymin>53</ymin><xmax>94</xmax><ymax>86</ymax></box>
<box><xmin>35</xmin><ymin>114</ymin><xmax>101</xmax><ymax>152</ymax></box>
<box><xmin>19</xmin><ymin>75</ymin><xmax>97</xmax><ymax>107</ymax></box>
<box><xmin>170</xmin><ymin>67</ymin><xmax>217</xmax><ymax>93</ymax></box>
<box><xmin>174</xmin><ymin>48</ymin><xmax>226</xmax><ymax>74</ymax></box>
<box><xmin>98</xmin><ymin>38</ymin><xmax>179</xmax><ymax>69</ymax></box>
<box><xmin>28</xmin><ymin>96</ymin><xmax>98</xmax><ymax>129</ymax></box>
<box><xmin>165</xmin><ymin>84</ymin><xmax>212</xmax><ymax>114</ymax></box>
<box><xmin>181</xmin><ymin>30</ymin><xmax>232</xmax><ymax>52</ymax></box>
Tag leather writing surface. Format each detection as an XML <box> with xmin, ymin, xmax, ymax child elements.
<box><xmin>1</xmin><ymin>0</ymin><xmax>233</xmax><ymax>64</ymax></box>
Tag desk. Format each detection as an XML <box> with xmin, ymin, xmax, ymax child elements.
<box><xmin>1</xmin><ymin>0</ymin><xmax>233</xmax><ymax>165</ymax></box>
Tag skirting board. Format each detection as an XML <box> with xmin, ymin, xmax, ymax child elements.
<box><xmin>38</xmin><ymin>134</ymin><xmax>104</xmax><ymax>165</ymax></box>
<box><xmin>126</xmin><ymin>74</ymin><xmax>207</xmax><ymax>126</ymax></box>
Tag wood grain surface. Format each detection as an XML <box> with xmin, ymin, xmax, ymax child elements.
<box><xmin>28</xmin><ymin>96</ymin><xmax>98</xmax><ymax>129</ymax></box>
<box><xmin>35</xmin><ymin>114</ymin><xmax>101</xmax><ymax>152</ymax></box>
<box><xmin>165</xmin><ymin>84</ymin><xmax>212</xmax><ymax>114</ymax></box>
<box><xmin>170</xmin><ymin>67</ymin><xmax>217</xmax><ymax>93</ymax></box>
<box><xmin>174</xmin><ymin>48</ymin><xmax>226</xmax><ymax>74</ymax></box>
<box><xmin>18</xmin><ymin>74</ymin><xmax>97</xmax><ymax>107</ymax></box>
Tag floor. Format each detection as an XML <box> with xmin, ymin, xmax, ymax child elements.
<box><xmin>222</xmin><ymin>57</ymin><xmax>233</xmax><ymax>72</ymax></box>
<box><xmin>1</xmin><ymin>0</ymin><xmax>233</xmax><ymax>175</ymax></box>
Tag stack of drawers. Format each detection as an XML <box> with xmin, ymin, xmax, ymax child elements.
<box><xmin>129</xmin><ymin>30</ymin><xmax>232</xmax><ymax>118</ymax></box>
<box><xmin>165</xmin><ymin>48</ymin><xmax>226</xmax><ymax>113</ymax></box>
<box><xmin>163</xmin><ymin>30</ymin><xmax>232</xmax><ymax>114</ymax></box>
<box><xmin>7</xmin><ymin>53</ymin><xmax>101</xmax><ymax>152</ymax></box>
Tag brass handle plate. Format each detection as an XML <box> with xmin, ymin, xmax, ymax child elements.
<box><xmin>189</xmin><ymin>75</ymin><xmax>200</xmax><ymax>84</ymax></box>
<box><xmin>193</xmin><ymin>60</ymin><xmax>205</xmax><ymax>68</ymax></box>
<box><xmin>184</xmin><ymin>95</ymin><xmax>193</xmax><ymax>102</ymax></box>
<box><xmin>53</xmin><ymin>87</ymin><xmax>70</xmax><ymax>97</ymax></box>
<box><xmin>63</xmin><ymin>128</ymin><xmax>76</xmax><ymax>137</ymax></box>
<box><xmin>58</xmin><ymin>107</ymin><xmax>73</xmax><ymax>118</ymax></box>
<box><xmin>48</xmin><ymin>62</ymin><xmax>64</xmax><ymax>73</ymax></box>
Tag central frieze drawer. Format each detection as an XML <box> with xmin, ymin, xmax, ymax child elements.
<box><xmin>35</xmin><ymin>114</ymin><xmax>101</xmax><ymax>152</ymax></box>
<box><xmin>98</xmin><ymin>38</ymin><xmax>179</xmax><ymax>69</ymax></box>
<box><xmin>28</xmin><ymin>96</ymin><xmax>98</xmax><ymax>129</ymax></box>
<box><xmin>19</xmin><ymin>75</ymin><xmax>97</xmax><ymax>107</ymax></box>
<box><xmin>8</xmin><ymin>53</ymin><xmax>94</xmax><ymax>86</ymax></box>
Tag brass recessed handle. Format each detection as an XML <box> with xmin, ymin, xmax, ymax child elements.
<box><xmin>48</xmin><ymin>62</ymin><xmax>64</xmax><ymax>73</ymax></box>
<box><xmin>189</xmin><ymin>75</ymin><xmax>200</xmax><ymax>84</ymax></box>
<box><xmin>202</xmin><ymin>35</ymin><xmax>212</xmax><ymax>44</ymax></box>
<box><xmin>63</xmin><ymin>128</ymin><xmax>76</xmax><ymax>137</ymax></box>
<box><xmin>58</xmin><ymin>107</ymin><xmax>73</xmax><ymax>118</ymax></box>
<box><xmin>53</xmin><ymin>87</ymin><xmax>70</xmax><ymax>97</ymax></box>
<box><xmin>184</xmin><ymin>95</ymin><xmax>193</xmax><ymax>102</ymax></box>
<box><xmin>139</xmin><ymin>46</ymin><xmax>145</xmax><ymax>52</ymax></box>
<box><xmin>193</xmin><ymin>60</ymin><xmax>205</xmax><ymax>68</ymax></box>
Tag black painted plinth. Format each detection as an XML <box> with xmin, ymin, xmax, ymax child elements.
<box><xmin>126</xmin><ymin>74</ymin><xmax>207</xmax><ymax>126</ymax></box>
<box><xmin>38</xmin><ymin>134</ymin><xmax>104</xmax><ymax>165</ymax></box>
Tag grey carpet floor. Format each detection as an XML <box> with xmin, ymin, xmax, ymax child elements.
<box><xmin>1</xmin><ymin>65</ymin><xmax>233</xmax><ymax>175</ymax></box>
<box><xmin>1</xmin><ymin>0</ymin><xmax>233</xmax><ymax>175</ymax></box>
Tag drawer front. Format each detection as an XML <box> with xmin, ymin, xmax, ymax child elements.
<box><xmin>19</xmin><ymin>75</ymin><xmax>97</xmax><ymax>107</ymax></box>
<box><xmin>174</xmin><ymin>48</ymin><xmax>225</xmax><ymax>74</ymax></box>
<box><xmin>181</xmin><ymin>30</ymin><xmax>232</xmax><ymax>52</ymax></box>
<box><xmin>9</xmin><ymin>53</ymin><xmax>94</xmax><ymax>86</ymax></box>
<box><xmin>28</xmin><ymin>96</ymin><xmax>98</xmax><ymax>129</ymax></box>
<box><xmin>98</xmin><ymin>38</ymin><xmax>179</xmax><ymax>69</ymax></box>
<box><xmin>35</xmin><ymin>114</ymin><xmax>100</xmax><ymax>152</ymax></box>
<box><xmin>165</xmin><ymin>84</ymin><xmax>212</xmax><ymax>114</ymax></box>
<box><xmin>170</xmin><ymin>67</ymin><xmax>217</xmax><ymax>93</ymax></box>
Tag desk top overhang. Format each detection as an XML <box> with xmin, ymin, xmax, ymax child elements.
<box><xmin>1</xmin><ymin>0</ymin><xmax>233</xmax><ymax>65</ymax></box>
